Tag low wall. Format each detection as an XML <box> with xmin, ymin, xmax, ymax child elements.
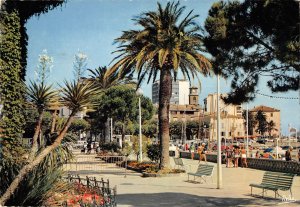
<box><xmin>178</xmin><ymin>151</ymin><xmax>300</xmax><ymax>175</ymax></box>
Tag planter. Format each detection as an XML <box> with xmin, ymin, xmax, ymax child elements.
<box><xmin>142</xmin><ymin>172</ymin><xmax>185</xmax><ymax>177</ymax></box>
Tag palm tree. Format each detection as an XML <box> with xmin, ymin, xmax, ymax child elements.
<box><xmin>255</xmin><ymin>110</ymin><xmax>268</xmax><ymax>136</ymax></box>
<box><xmin>0</xmin><ymin>80</ymin><xmax>98</xmax><ymax>205</ymax></box>
<box><xmin>266</xmin><ymin>120</ymin><xmax>277</xmax><ymax>138</ymax></box>
<box><xmin>88</xmin><ymin>66</ymin><xmax>136</xmax><ymax>142</ymax></box>
<box><xmin>111</xmin><ymin>2</ymin><xmax>212</xmax><ymax>168</ymax></box>
<box><xmin>26</xmin><ymin>81</ymin><xmax>58</xmax><ymax>161</ymax></box>
<box><xmin>88</xmin><ymin>66</ymin><xmax>135</xmax><ymax>90</ymax></box>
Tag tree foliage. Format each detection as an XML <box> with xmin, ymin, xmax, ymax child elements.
<box><xmin>0</xmin><ymin>11</ymin><xmax>25</xmax><ymax>142</ymax></box>
<box><xmin>90</xmin><ymin>86</ymin><xmax>154</xmax><ymax>142</ymax></box>
<box><xmin>255</xmin><ymin>110</ymin><xmax>267</xmax><ymax>135</ymax></box>
<box><xmin>2</xmin><ymin>0</ymin><xmax>65</xmax><ymax>79</ymax></box>
<box><xmin>204</xmin><ymin>0</ymin><xmax>299</xmax><ymax>104</ymax></box>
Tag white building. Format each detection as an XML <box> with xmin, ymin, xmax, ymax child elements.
<box><xmin>203</xmin><ymin>93</ymin><xmax>245</xmax><ymax>141</ymax></box>
<box><xmin>152</xmin><ymin>79</ymin><xmax>189</xmax><ymax>105</ymax></box>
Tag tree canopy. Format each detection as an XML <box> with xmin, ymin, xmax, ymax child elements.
<box><xmin>204</xmin><ymin>0</ymin><xmax>299</xmax><ymax>104</ymax></box>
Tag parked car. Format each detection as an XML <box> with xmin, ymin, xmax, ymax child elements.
<box><xmin>257</xmin><ymin>139</ymin><xmax>267</xmax><ymax>144</ymax></box>
<box><xmin>264</xmin><ymin>148</ymin><xmax>273</xmax><ymax>153</ymax></box>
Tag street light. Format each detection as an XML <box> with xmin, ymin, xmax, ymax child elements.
<box><xmin>136</xmin><ymin>88</ymin><xmax>143</xmax><ymax>162</ymax></box>
<box><xmin>246</xmin><ymin>103</ymin><xmax>249</xmax><ymax>157</ymax></box>
<box><xmin>217</xmin><ymin>73</ymin><xmax>223</xmax><ymax>189</ymax></box>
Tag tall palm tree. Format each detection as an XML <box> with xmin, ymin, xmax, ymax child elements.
<box><xmin>111</xmin><ymin>2</ymin><xmax>212</xmax><ymax>168</ymax></box>
<box><xmin>88</xmin><ymin>66</ymin><xmax>136</xmax><ymax>142</ymax></box>
<box><xmin>0</xmin><ymin>80</ymin><xmax>99</xmax><ymax>205</ymax></box>
<box><xmin>266</xmin><ymin>120</ymin><xmax>277</xmax><ymax>137</ymax></box>
<box><xmin>26</xmin><ymin>81</ymin><xmax>58</xmax><ymax>161</ymax></box>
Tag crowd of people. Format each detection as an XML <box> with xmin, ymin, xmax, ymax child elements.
<box><xmin>175</xmin><ymin>141</ymin><xmax>300</xmax><ymax>166</ymax></box>
<box><xmin>224</xmin><ymin>146</ymin><xmax>248</xmax><ymax>168</ymax></box>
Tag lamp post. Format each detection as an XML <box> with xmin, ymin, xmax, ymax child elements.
<box><xmin>136</xmin><ymin>88</ymin><xmax>143</xmax><ymax>162</ymax></box>
<box><xmin>246</xmin><ymin>103</ymin><xmax>249</xmax><ymax>157</ymax></box>
<box><xmin>217</xmin><ymin>73</ymin><xmax>222</xmax><ymax>189</ymax></box>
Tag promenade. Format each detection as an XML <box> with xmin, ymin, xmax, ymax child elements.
<box><xmin>70</xmin><ymin>155</ymin><xmax>300</xmax><ymax>207</ymax></box>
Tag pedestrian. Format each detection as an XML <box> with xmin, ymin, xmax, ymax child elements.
<box><xmin>185</xmin><ymin>143</ymin><xmax>189</xmax><ymax>151</ymax></box>
<box><xmin>175</xmin><ymin>145</ymin><xmax>180</xmax><ymax>158</ymax></box>
<box><xmin>285</xmin><ymin>147</ymin><xmax>292</xmax><ymax>161</ymax></box>
<box><xmin>198</xmin><ymin>143</ymin><xmax>207</xmax><ymax>163</ymax></box>
<box><xmin>298</xmin><ymin>149</ymin><xmax>300</xmax><ymax>162</ymax></box>
<box><xmin>225</xmin><ymin>146</ymin><xmax>233</xmax><ymax>168</ymax></box>
<box><xmin>190</xmin><ymin>143</ymin><xmax>195</xmax><ymax>160</ymax></box>
<box><xmin>240</xmin><ymin>146</ymin><xmax>248</xmax><ymax>168</ymax></box>
<box><xmin>233</xmin><ymin>147</ymin><xmax>240</xmax><ymax>167</ymax></box>
<box><xmin>255</xmin><ymin>151</ymin><xmax>260</xmax><ymax>158</ymax></box>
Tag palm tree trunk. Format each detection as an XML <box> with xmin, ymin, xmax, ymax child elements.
<box><xmin>105</xmin><ymin>118</ymin><xmax>110</xmax><ymax>143</ymax></box>
<box><xmin>28</xmin><ymin>109</ymin><xmax>44</xmax><ymax>161</ymax></box>
<box><xmin>158</xmin><ymin>68</ymin><xmax>172</xmax><ymax>169</ymax></box>
<box><xmin>50</xmin><ymin>109</ymin><xmax>58</xmax><ymax>133</ymax></box>
<box><xmin>0</xmin><ymin>112</ymin><xmax>75</xmax><ymax>206</ymax></box>
<box><xmin>121</xmin><ymin>122</ymin><xmax>126</xmax><ymax>149</ymax></box>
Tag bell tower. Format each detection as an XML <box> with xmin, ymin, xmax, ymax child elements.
<box><xmin>189</xmin><ymin>86</ymin><xmax>199</xmax><ymax>105</ymax></box>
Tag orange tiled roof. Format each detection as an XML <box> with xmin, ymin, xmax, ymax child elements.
<box><xmin>250</xmin><ymin>105</ymin><xmax>280</xmax><ymax>112</ymax></box>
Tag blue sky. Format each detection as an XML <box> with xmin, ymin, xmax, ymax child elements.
<box><xmin>25</xmin><ymin>0</ymin><xmax>299</xmax><ymax>135</ymax></box>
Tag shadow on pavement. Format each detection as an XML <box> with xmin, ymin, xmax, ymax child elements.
<box><xmin>117</xmin><ymin>192</ymin><xmax>299</xmax><ymax>207</ymax></box>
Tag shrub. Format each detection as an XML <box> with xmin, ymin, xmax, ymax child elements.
<box><xmin>146</xmin><ymin>144</ymin><xmax>160</xmax><ymax>163</ymax></box>
<box><xmin>100</xmin><ymin>142</ymin><xmax>120</xmax><ymax>152</ymax></box>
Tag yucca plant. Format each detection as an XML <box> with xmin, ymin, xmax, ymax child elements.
<box><xmin>0</xmin><ymin>80</ymin><xmax>99</xmax><ymax>205</ymax></box>
<box><xmin>26</xmin><ymin>81</ymin><xmax>58</xmax><ymax>161</ymax></box>
<box><xmin>111</xmin><ymin>2</ymin><xmax>212</xmax><ymax>169</ymax></box>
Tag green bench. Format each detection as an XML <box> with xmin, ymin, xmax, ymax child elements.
<box><xmin>173</xmin><ymin>158</ymin><xmax>185</xmax><ymax>170</ymax></box>
<box><xmin>249</xmin><ymin>171</ymin><xmax>296</xmax><ymax>198</ymax></box>
<box><xmin>187</xmin><ymin>164</ymin><xmax>214</xmax><ymax>183</ymax></box>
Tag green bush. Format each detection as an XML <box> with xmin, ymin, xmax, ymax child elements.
<box><xmin>100</xmin><ymin>142</ymin><xmax>120</xmax><ymax>152</ymax></box>
<box><xmin>147</xmin><ymin>144</ymin><xmax>160</xmax><ymax>163</ymax></box>
<box><xmin>120</xmin><ymin>142</ymin><xmax>133</xmax><ymax>156</ymax></box>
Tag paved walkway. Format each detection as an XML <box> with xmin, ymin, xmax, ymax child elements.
<box><xmin>71</xmin><ymin>156</ymin><xmax>300</xmax><ymax>207</ymax></box>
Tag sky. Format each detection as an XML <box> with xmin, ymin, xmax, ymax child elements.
<box><xmin>25</xmin><ymin>0</ymin><xmax>299</xmax><ymax>135</ymax></box>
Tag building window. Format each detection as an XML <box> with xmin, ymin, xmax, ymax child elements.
<box><xmin>271</xmin><ymin>113</ymin><xmax>273</xmax><ymax>117</ymax></box>
<box><xmin>193</xmin><ymin>97</ymin><xmax>196</xmax><ymax>101</ymax></box>
<box><xmin>221</xmin><ymin>132</ymin><xmax>225</xmax><ymax>136</ymax></box>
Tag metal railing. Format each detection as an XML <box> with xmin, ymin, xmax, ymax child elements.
<box><xmin>64</xmin><ymin>154</ymin><xmax>128</xmax><ymax>177</ymax></box>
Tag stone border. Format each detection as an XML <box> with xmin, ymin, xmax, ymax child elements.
<box><xmin>142</xmin><ymin>172</ymin><xmax>185</xmax><ymax>177</ymax></box>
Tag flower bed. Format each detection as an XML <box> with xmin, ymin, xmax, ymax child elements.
<box><xmin>125</xmin><ymin>161</ymin><xmax>185</xmax><ymax>177</ymax></box>
<box><xmin>45</xmin><ymin>181</ymin><xmax>105</xmax><ymax>207</ymax></box>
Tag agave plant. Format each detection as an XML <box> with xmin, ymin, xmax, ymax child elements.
<box><xmin>26</xmin><ymin>81</ymin><xmax>58</xmax><ymax>161</ymax></box>
<box><xmin>0</xmin><ymin>80</ymin><xmax>99</xmax><ymax>205</ymax></box>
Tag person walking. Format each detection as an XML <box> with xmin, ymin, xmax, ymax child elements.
<box><xmin>225</xmin><ymin>146</ymin><xmax>233</xmax><ymax>168</ymax></box>
<box><xmin>198</xmin><ymin>143</ymin><xmax>207</xmax><ymax>163</ymax></box>
<box><xmin>285</xmin><ymin>147</ymin><xmax>292</xmax><ymax>161</ymax></box>
<box><xmin>190</xmin><ymin>143</ymin><xmax>195</xmax><ymax>160</ymax></box>
<box><xmin>233</xmin><ymin>147</ymin><xmax>240</xmax><ymax>167</ymax></box>
<box><xmin>298</xmin><ymin>149</ymin><xmax>300</xmax><ymax>162</ymax></box>
<box><xmin>255</xmin><ymin>151</ymin><xmax>260</xmax><ymax>158</ymax></box>
<box><xmin>240</xmin><ymin>146</ymin><xmax>248</xmax><ymax>168</ymax></box>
